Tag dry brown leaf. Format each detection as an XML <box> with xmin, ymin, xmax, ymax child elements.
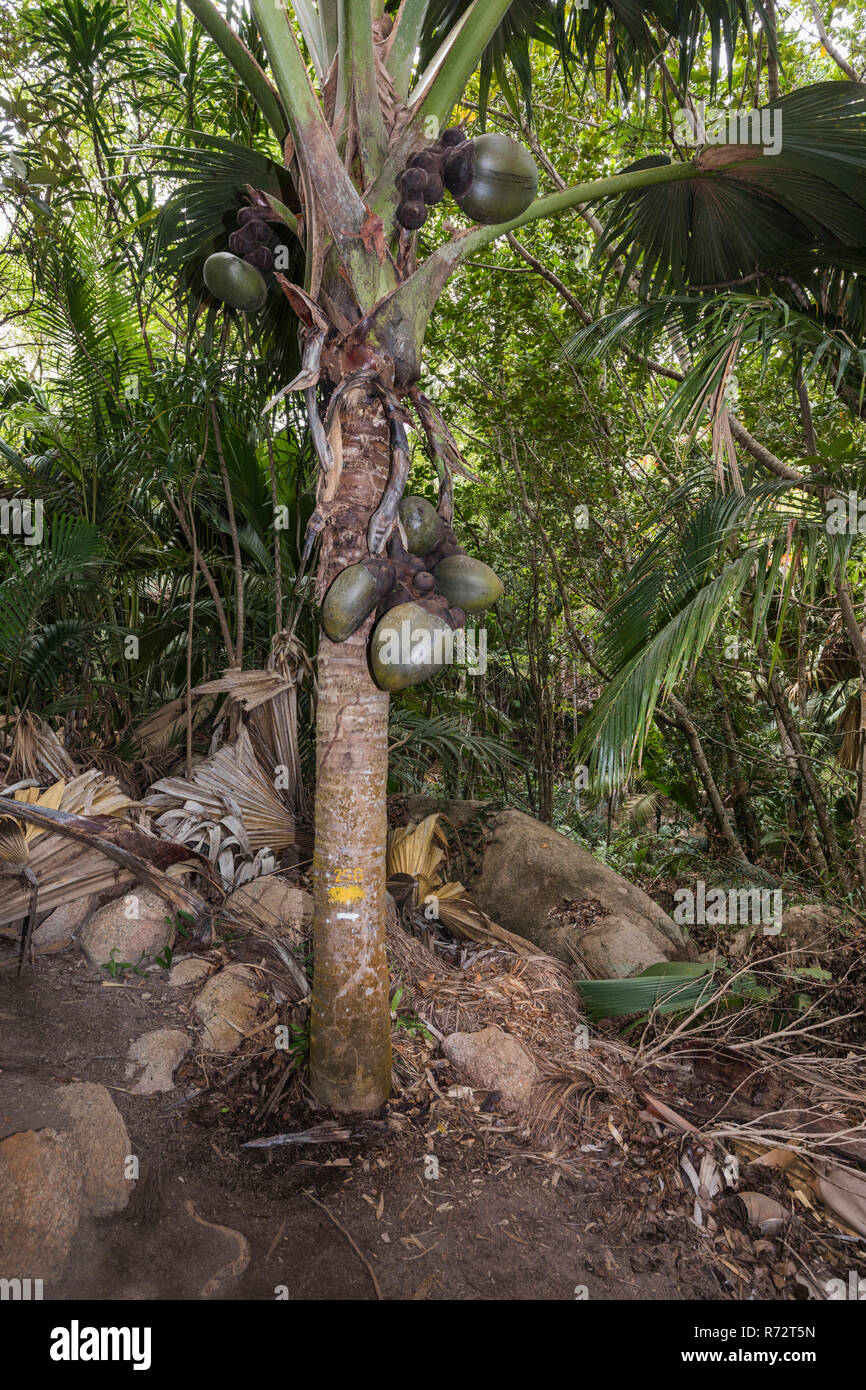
<box><xmin>813</xmin><ymin>1163</ymin><xmax>866</xmax><ymax>1237</ymax></box>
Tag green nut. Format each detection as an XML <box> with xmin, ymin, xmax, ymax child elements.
<box><xmin>398</xmin><ymin>495</ymin><xmax>442</xmax><ymax>556</ymax></box>
<box><xmin>433</xmin><ymin>553</ymin><xmax>503</xmax><ymax>613</ymax></box>
<box><xmin>203</xmin><ymin>251</ymin><xmax>268</xmax><ymax>312</ymax></box>
<box><xmin>370</xmin><ymin>601</ymin><xmax>452</xmax><ymax>691</ymax></box>
<box><xmin>321</xmin><ymin>562</ymin><xmax>379</xmax><ymax>642</ymax></box>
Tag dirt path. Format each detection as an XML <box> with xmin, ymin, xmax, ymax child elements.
<box><xmin>0</xmin><ymin>951</ymin><xmax>720</xmax><ymax>1301</ymax></box>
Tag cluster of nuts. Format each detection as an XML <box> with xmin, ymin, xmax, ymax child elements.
<box><xmin>227</xmin><ymin>204</ymin><xmax>274</xmax><ymax>273</ymax></box>
<box><xmin>377</xmin><ymin>525</ymin><xmax>466</xmax><ymax>630</ymax></box>
<box><xmin>396</xmin><ymin>127</ymin><xmax>470</xmax><ymax>231</ymax></box>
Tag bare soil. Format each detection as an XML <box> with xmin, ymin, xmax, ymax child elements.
<box><xmin>0</xmin><ymin>949</ymin><xmax>728</xmax><ymax>1302</ymax></box>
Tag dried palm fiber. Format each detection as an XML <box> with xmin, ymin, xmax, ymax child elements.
<box><xmin>194</xmin><ymin>633</ymin><xmax>312</xmax><ymax>819</ymax></box>
<box><xmin>145</xmin><ymin>725</ymin><xmax>302</xmax><ymax>877</ymax></box>
<box><xmin>0</xmin><ymin>712</ymin><xmax>77</xmax><ymax>783</ymax></box>
<box><xmin>385</xmin><ymin>894</ymin><xmax>578</xmax><ymax>1038</ymax></box>
<box><xmin>816</xmin><ymin>619</ymin><xmax>859</xmax><ymax>690</ymax></box>
<box><xmin>0</xmin><ymin>771</ymin><xmax>197</xmax><ymax>929</ymax></box>
<box><xmin>133</xmin><ymin>692</ymin><xmax>217</xmax><ymax>755</ymax></box>
<box><xmin>837</xmin><ymin>693</ymin><xmax>861</xmax><ymax>771</ymax></box>
<box><xmin>384</xmin><ymin>898</ymin><xmax>631</xmax><ymax>1147</ymax></box>
<box><xmin>386</xmin><ymin>813</ymin><xmax>539</xmax><ymax>957</ymax></box>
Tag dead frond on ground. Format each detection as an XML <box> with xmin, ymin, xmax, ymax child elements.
<box><xmin>0</xmin><ymin>712</ymin><xmax>77</xmax><ymax>784</ymax></box>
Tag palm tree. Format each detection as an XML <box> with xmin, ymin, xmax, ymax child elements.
<box><xmin>162</xmin><ymin>0</ymin><xmax>866</xmax><ymax>1112</ymax></box>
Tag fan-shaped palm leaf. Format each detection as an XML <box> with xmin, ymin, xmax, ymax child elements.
<box><xmin>595</xmin><ymin>83</ymin><xmax>866</xmax><ymax>306</ymax></box>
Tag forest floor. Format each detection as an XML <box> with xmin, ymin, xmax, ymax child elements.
<box><xmin>0</xmin><ymin>947</ymin><xmax>746</xmax><ymax>1302</ymax></box>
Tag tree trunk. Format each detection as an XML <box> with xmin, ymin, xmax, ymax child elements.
<box><xmin>309</xmin><ymin>389</ymin><xmax>392</xmax><ymax>1114</ymax></box>
<box><xmin>711</xmin><ymin>673</ymin><xmax>761</xmax><ymax>857</ymax></box>
<box><xmin>758</xmin><ymin>646</ymin><xmax>852</xmax><ymax>893</ymax></box>
<box><xmin>668</xmin><ymin>694</ymin><xmax>750</xmax><ymax>863</ymax></box>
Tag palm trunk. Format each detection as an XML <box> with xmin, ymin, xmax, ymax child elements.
<box><xmin>309</xmin><ymin>389</ymin><xmax>392</xmax><ymax>1114</ymax></box>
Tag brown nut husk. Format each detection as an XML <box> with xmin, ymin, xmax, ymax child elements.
<box><xmin>433</xmin><ymin>552</ymin><xmax>504</xmax><ymax>612</ymax></box>
<box><xmin>443</xmin><ymin>142</ymin><xmax>474</xmax><ymax>200</ymax></box>
<box><xmin>244</xmin><ymin>245</ymin><xmax>273</xmax><ymax>272</ymax></box>
<box><xmin>400</xmin><ymin>167</ymin><xmax>428</xmax><ymax>198</ymax></box>
<box><xmin>423</xmin><ymin>174</ymin><xmax>445</xmax><ymax>205</ymax></box>
<box><xmin>440</xmin><ymin>127</ymin><xmax>468</xmax><ymax>148</ymax></box>
<box><xmin>229</xmin><ymin>228</ymin><xmax>256</xmax><ymax>256</ymax></box>
<box><xmin>410</xmin><ymin>149</ymin><xmax>443</xmax><ymax>175</ymax></box>
<box><xmin>397</xmin><ymin>199</ymin><xmax>427</xmax><ymax>230</ymax></box>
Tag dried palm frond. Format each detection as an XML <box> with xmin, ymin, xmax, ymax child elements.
<box><xmin>0</xmin><ymin>816</ymin><xmax>28</xmax><ymax>866</ymax></box>
<box><xmin>387</xmin><ymin>814</ymin><xmax>540</xmax><ymax>958</ymax></box>
<box><xmin>0</xmin><ymin>712</ymin><xmax>77</xmax><ymax>784</ymax></box>
<box><xmin>196</xmin><ymin>636</ymin><xmax>313</xmax><ymax>820</ymax></box>
<box><xmin>0</xmin><ymin>770</ymin><xmax>206</xmax><ymax>931</ymax></box>
<box><xmin>387</xmin><ymin>814</ymin><xmax>448</xmax><ymax>902</ymax></box>
<box><xmin>428</xmin><ymin>880</ymin><xmax>540</xmax><ymax>958</ymax></box>
<box><xmin>816</xmin><ymin>625</ymin><xmax>859</xmax><ymax>691</ymax></box>
<box><xmin>194</xmin><ymin>667</ymin><xmax>295</xmax><ymax>713</ymax></box>
<box><xmin>134</xmin><ymin>693</ymin><xmax>217</xmax><ymax>755</ymax></box>
<box><xmin>145</xmin><ymin>726</ymin><xmax>301</xmax><ymax>889</ymax></box>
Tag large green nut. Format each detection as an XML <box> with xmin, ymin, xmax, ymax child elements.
<box><xmin>203</xmin><ymin>251</ymin><xmax>268</xmax><ymax>312</ymax></box>
<box><xmin>456</xmin><ymin>134</ymin><xmax>538</xmax><ymax>225</ymax></box>
<box><xmin>370</xmin><ymin>601</ymin><xmax>452</xmax><ymax>691</ymax></box>
<box><xmin>321</xmin><ymin>562</ymin><xmax>379</xmax><ymax>642</ymax></box>
<box><xmin>433</xmin><ymin>553</ymin><xmax>503</xmax><ymax>613</ymax></box>
<box><xmin>398</xmin><ymin>495</ymin><xmax>442</xmax><ymax>556</ymax></box>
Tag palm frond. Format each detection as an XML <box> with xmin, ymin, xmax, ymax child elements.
<box><xmin>149</xmin><ymin>134</ymin><xmax>303</xmax><ymax>378</ymax></box>
<box><xmin>575</xmin><ymin>482</ymin><xmax>827</xmax><ymax>786</ymax></box>
<box><xmin>388</xmin><ymin>707</ymin><xmax>519</xmax><ymax>789</ymax></box>
<box><xmin>595</xmin><ymin>83</ymin><xmax>866</xmax><ymax>306</ymax></box>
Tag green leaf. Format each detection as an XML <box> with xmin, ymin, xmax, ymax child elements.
<box><xmin>574</xmin><ymin>967</ymin><xmax>714</xmax><ymax>1020</ymax></box>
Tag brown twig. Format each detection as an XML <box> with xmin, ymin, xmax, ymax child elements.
<box><xmin>304</xmin><ymin>1190</ymin><xmax>383</xmax><ymax>1299</ymax></box>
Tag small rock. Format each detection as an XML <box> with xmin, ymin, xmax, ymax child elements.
<box><xmin>78</xmin><ymin>887</ymin><xmax>175</xmax><ymax>971</ymax></box>
<box><xmin>194</xmin><ymin>964</ymin><xmax>263</xmax><ymax>1052</ymax></box>
<box><xmin>442</xmin><ymin>1024</ymin><xmax>537</xmax><ymax>1113</ymax></box>
<box><xmin>781</xmin><ymin>903</ymin><xmax>848</xmax><ymax>948</ymax></box>
<box><xmin>126</xmin><ymin>1029</ymin><xmax>191</xmax><ymax>1094</ymax></box>
<box><xmin>32</xmin><ymin>893</ymin><xmax>101</xmax><ymax>952</ymax></box>
<box><xmin>730</xmin><ymin>925</ymin><xmax>755</xmax><ymax>953</ymax></box>
<box><xmin>224</xmin><ymin>875</ymin><xmax>312</xmax><ymax>940</ymax></box>
<box><xmin>167</xmin><ymin>957</ymin><xmax>213</xmax><ymax>988</ymax></box>
<box><xmin>0</xmin><ymin>1129</ymin><xmax>82</xmax><ymax>1279</ymax></box>
<box><xmin>53</xmin><ymin>1082</ymin><xmax>133</xmax><ymax>1217</ymax></box>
